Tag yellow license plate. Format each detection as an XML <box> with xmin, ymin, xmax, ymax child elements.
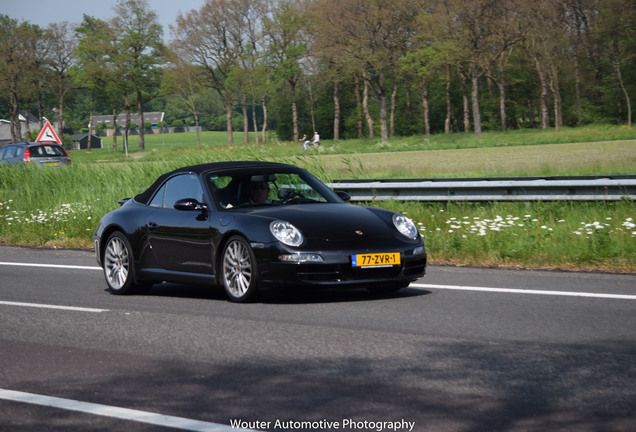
<box><xmin>352</xmin><ymin>252</ymin><xmax>401</xmax><ymax>267</ymax></box>
<box><xmin>45</xmin><ymin>162</ymin><xmax>60</xmax><ymax>166</ymax></box>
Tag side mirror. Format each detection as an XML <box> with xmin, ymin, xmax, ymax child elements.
<box><xmin>335</xmin><ymin>190</ymin><xmax>351</xmax><ymax>203</ymax></box>
<box><xmin>174</xmin><ymin>198</ymin><xmax>208</xmax><ymax>212</ymax></box>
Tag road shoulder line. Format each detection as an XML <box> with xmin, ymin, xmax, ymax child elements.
<box><xmin>0</xmin><ymin>388</ymin><xmax>252</xmax><ymax>432</ymax></box>
<box><xmin>411</xmin><ymin>283</ymin><xmax>636</xmax><ymax>300</ymax></box>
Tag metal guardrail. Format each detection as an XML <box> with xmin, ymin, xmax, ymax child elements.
<box><xmin>328</xmin><ymin>176</ymin><xmax>636</xmax><ymax>202</ymax></box>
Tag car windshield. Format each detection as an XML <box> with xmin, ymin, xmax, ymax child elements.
<box><xmin>206</xmin><ymin>169</ymin><xmax>340</xmax><ymax>209</ymax></box>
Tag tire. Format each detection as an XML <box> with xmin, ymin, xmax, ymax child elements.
<box><xmin>221</xmin><ymin>236</ymin><xmax>260</xmax><ymax>302</ymax></box>
<box><xmin>103</xmin><ymin>231</ymin><xmax>148</xmax><ymax>295</ymax></box>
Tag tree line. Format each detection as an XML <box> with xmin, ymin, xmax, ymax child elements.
<box><xmin>1</xmin><ymin>0</ymin><xmax>634</xmax><ymax>150</ymax></box>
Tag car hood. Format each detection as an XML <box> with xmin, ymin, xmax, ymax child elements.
<box><xmin>237</xmin><ymin>203</ymin><xmax>398</xmax><ymax>241</ymax></box>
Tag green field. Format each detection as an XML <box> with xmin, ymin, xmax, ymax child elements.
<box><xmin>1</xmin><ymin>125</ymin><xmax>635</xmax><ymax>272</ymax></box>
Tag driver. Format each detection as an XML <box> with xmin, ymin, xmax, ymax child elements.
<box><xmin>249</xmin><ymin>180</ymin><xmax>271</xmax><ymax>204</ymax></box>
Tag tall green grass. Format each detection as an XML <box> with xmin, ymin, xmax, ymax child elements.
<box><xmin>376</xmin><ymin>200</ymin><xmax>636</xmax><ymax>272</ymax></box>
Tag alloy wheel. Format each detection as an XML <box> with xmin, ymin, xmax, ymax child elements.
<box><xmin>104</xmin><ymin>235</ymin><xmax>130</xmax><ymax>291</ymax></box>
<box><xmin>222</xmin><ymin>237</ymin><xmax>258</xmax><ymax>301</ymax></box>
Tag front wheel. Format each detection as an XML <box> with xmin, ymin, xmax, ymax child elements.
<box><xmin>103</xmin><ymin>232</ymin><xmax>149</xmax><ymax>295</ymax></box>
<box><xmin>221</xmin><ymin>236</ymin><xmax>260</xmax><ymax>302</ymax></box>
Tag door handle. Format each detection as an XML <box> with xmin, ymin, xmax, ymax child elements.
<box><xmin>147</xmin><ymin>222</ymin><xmax>158</xmax><ymax>231</ymax></box>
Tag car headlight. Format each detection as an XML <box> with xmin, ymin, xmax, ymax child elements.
<box><xmin>393</xmin><ymin>214</ymin><xmax>418</xmax><ymax>239</ymax></box>
<box><xmin>270</xmin><ymin>220</ymin><xmax>303</xmax><ymax>246</ymax></box>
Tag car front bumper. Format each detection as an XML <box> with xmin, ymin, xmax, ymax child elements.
<box><xmin>254</xmin><ymin>243</ymin><xmax>426</xmax><ymax>289</ymax></box>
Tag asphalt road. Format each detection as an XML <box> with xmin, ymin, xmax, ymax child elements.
<box><xmin>0</xmin><ymin>245</ymin><xmax>635</xmax><ymax>432</ymax></box>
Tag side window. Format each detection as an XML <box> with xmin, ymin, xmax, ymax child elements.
<box><xmin>4</xmin><ymin>146</ymin><xmax>18</xmax><ymax>158</ymax></box>
<box><xmin>148</xmin><ymin>184</ymin><xmax>166</xmax><ymax>208</ymax></box>
<box><xmin>207</xmin><ymin>175</ymin><xmax>234</xmax><ymax>209</ymax></box>
<box><xmin>150</xmin><ymin>174</ymin><xmax>204</xmax><ymax>209</ymax></box>
<box><xmin>0</xmin><ymin>146</ymin><xmax>8</xmax><ymax>160</ymax></box>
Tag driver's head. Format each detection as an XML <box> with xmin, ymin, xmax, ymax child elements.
<box><xmin>250</xmin><ymin>181</ymin><xmax>269</xmax><ymax>204</ymax></box>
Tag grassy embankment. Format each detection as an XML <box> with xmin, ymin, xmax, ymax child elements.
<box><xmin>1</xmin><ymin>125</ymin><xmax>634</xmax><ymax>272</ymax></box>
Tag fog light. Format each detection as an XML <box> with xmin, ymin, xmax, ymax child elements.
<box><xmin>413</xmin><ymin>246</ymin><xmax>425</xmax><ymax>255</ymax></box>
<box><xmin>279</xmin><ymin>253</ymin><xmax>324</xmax><ymax>263</ymax></box>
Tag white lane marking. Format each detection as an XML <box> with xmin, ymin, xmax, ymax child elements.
<box><xmin>0</xmin><ymin>262</ymin><xmax>106</xmax><ymax>312</ymax></box>
<box><xmin>0</xmin><ymin>389</ymin><xmax>253</xmax><ymax>432</ymax></box>
<box><xmin>411</xmin><ymin>283</ymin><xmax>636</xmax><ymax>300</ymax></box>
<box><xmin>0</xmin><ymin>301</ymin><xmax>108</xmax><ymax>313</ymax></box>
<box><xmin>0</xmin><ymin>261</ymin><xmax>101</xmax><ymax>271</ymax></box>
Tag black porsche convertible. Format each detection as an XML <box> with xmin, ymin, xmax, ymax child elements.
<box><xmin>94</xmin><ymin>161</ymin><xmax>427</xmax><ymax>302</ymax></box>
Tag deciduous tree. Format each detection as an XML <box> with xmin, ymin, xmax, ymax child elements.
<box><xmin>263</xmin><ymin>0</ymin><xmax>311</xmax><ymax>142</ymax></box>
<box><xmin>314</xmin><ymin>0</ymin><xmax>423</xmax><ymax>142</ymax></box>
<box><xmin>46</xmin><ymin>22</ymin><xmax>77</xmax><ymax>137</ymax></box>
<box><xmin>112</xmin><ymin>0</ymin><xmax>165</xmax><ymax>151</ymax></box>
<box><xmin>595</xmin><ymin>0</ymin><xmax>635</xmax><ymax>126</ymax></box>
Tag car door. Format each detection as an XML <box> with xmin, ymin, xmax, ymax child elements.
<box><xmin>145</xmin><ymin>173</ymin><xmax>214</xmax><ymax>275</ymax></box>
<box><xmin>0</xmin><ymin>145</ymin><xmax>19</xmax><ymax>165</ymax></box>
<box><xmin>0</xmin><ymin>146</ymin><xmax>9</xmax><ymax>164</ymax></box>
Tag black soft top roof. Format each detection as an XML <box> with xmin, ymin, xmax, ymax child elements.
<box><xmin>134</xmin><ymin>161</ymin><xmax>300</xmax><ymax>204</ymax></box>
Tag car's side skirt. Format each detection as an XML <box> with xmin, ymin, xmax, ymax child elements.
<box><xmin>139</xmin><ymin>268</ymin><xmax>218</xmax><ymax>286</ymax></box>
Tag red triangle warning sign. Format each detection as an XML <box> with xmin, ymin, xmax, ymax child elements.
<box><xmin>35</xmin><ymin>120</ymin><xmax>62</xmax><ymax>144</ymax></box>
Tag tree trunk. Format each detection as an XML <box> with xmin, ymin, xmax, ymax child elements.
<box><xmin>37</xmin><ymin>88</ymin><xmax>44</xmax><ymax>130</ymax></box>
<box><xmin>614</xmin><ymin>54</ymin><xmax>632</xmax><ymax>127</ymax></box>
<box><xmin>470</xmin><ymin>63</ymin><xmax>482</xmax><ymax>137</ymax></box>
<box><xmin>290</xmin><ymin>81</ymin><xmax>299</xmax><ymax>142</ymax></box>
<box><xmin>333</xmin><ymin>82</ymin><xmax>340</xmax><ymax>141</ymax></box>
<box><xmin>533</xmin><ymin>56</ymin><xmax>550</xmax><ymax>129</ymax></box>
<box><xmin>572</xmin><ymin>10</ymin><xmax>583</xmax><ymax>125</ymax></box>
<box><xmin>224</xmin><ymin>95</ymin><xmax>234</xmax><ymax>146</ymax></box>
<box><xmin>137</xmin><ymin>90</ymin><xmax>145</xmax><ymax>151</ymax></box>
<box><xmin>375</xmin><ymin>71</ymin><xmax>389</xmax><ymax>142</ymax></box>
<box><xmin>458</xmin><ymin>70</ymin><xmax>470</xmax><ymax>133</ymax></box>
<box><xmin>573</xmin><ymin>44</ymin><xmax>582</xmax><ymax>125</ymax></box>
<box><xmin>422</xmin><ymin>80</ymin><xmax>430</xmax><ymax>137</ymax></box>
<box><xmin>111</xmin><ymin>107</ymin><xmax>118</xmax><ymax>151</ymax></box>
<box><xmin>498</xmin><ymin>56</ymin><xmax>507</xmax><ymax>131</ymax></box>
<box><xmin>194</xmin><ymin>112</ymin><xmax>201</xmax><ymax>149</ymax></box>
<box><xmin>445</xmin><ymin>67</ymin><xmax>452</xmax><ymax>134</ymax></box>
<box><xmin>261</xmin><ymin>96</ymin><xmax>268</xmax><ymax>143</ymax></box>
<box><xmin>549</xmin><ymin>63</ymin><xmax>562</xmax><ymax>131</ymax></box>
<box><xmin>378</xmin><ymin>91</ymin><xmax>388</xmax><ymax>142</ymax></box>
<box><xmin>24</xmin><ymin>109</ymin><xmax>32</xmax><ymax>138</ymax></box>
<box><xmin>355</xmin><ymin>77</ymin><xmax>363</xmax><ymax>138</ymax></box>
<box><xmin>88</xmin><ymin>96</ymin><xmax>94</xmax><ymax>152</ymax></box>
<box><xmin>252</xmin><ymin>98</ymin><xmax>259</xmax><ymax>145</ymax></box>
<box><xmin>363</xmin><ymin>77</ymin><xmax>374</xmax><ymax>139</ymax></box>
<box><xmin>124</xmin><ymin>96</ymin><xmax>131</xmax><ymax>157</ymax></box>
<box><xmin>9</xmin><ymin>91</ymin><xmax>20</xmax><ymax>141</ymax></box>
<box><xmin>308</xmin><ymin>83</ymin><xmax>316</xmax><ymax>135</ymax></box>
<box><xmin>57</xmin><ymin>89</ymin><xmax>64</xmax><ymax>140</ymax></box>
<box><xmin>241</xmin><ymin>91</ymin><xmax>249</xmax><ymax>144</ymax></box>
<box><xmin>390</xmin><ymin>81</ymin><xmax>397</xmax><ymax>138</ymax></box>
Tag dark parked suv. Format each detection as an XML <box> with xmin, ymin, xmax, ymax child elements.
<box><xmin>0</xmin><ymin>142</ymin><xmax>71</xmax><ymax>167</ymax></box>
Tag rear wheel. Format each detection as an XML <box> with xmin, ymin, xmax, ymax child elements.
<box><xmin>221</xmin><ymin>236</ymin><xmax>260</xmax><ymax>302</ymax></box>
<box><xmin>103</xmin><ymin>232</ymin><xmax>149</xmax><ymax>294</ymax></box>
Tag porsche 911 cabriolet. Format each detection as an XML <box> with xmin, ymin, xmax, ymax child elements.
<box><xmin>94</xmin><ymin>161</ymin><xmax>426</xmax><ymax>302</ymax></box>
